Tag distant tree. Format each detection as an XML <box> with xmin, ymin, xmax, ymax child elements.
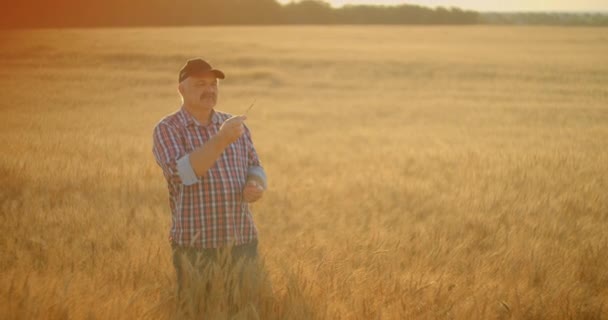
<box><xmin>282</xmin><ymin>0</ymin><xmax>334</xmax><ymax>24</ymax></box>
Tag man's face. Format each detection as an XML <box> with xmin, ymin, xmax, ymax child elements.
<box><xmin>180</xmin><ymin>73</ymin><xmax>219</xmax><ymax>110</ymax></box>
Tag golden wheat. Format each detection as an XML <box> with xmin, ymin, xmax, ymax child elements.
<box><xmin>1</xmin><ymin>26</ymin><xmax>607</xmax><ymax>319</ymax></box>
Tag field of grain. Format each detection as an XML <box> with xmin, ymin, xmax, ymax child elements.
<box><xmin>1</xmin><ymin>26</ymin><xmax>607</xmax><ymax>319</ymax></box>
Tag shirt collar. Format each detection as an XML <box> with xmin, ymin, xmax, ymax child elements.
<box><xmin>179</xmin><ymin>105</ymin><xmax>221</xmax><ymax>127</ymax></box>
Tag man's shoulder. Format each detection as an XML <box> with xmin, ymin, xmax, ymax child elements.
<box><xmin>154</xmin><ymin>110</ymin><xmax>183</xmax><ymax>132</ymax></box>
<box><xmin>153</xmin><ymin>109</ymin><xmax>233</xmax><ymax>132</ymax></box>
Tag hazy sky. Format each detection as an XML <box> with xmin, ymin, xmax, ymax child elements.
<box><xmin>278</xmin><ymin>0</ymin><xmax>608</xmax><ymax>12</ymax></box>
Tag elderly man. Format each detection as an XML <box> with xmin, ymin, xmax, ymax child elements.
<box><xmin>152</xmin><ymin>58</ymin><xmax>267</xmax><ymax>298</ymax></box>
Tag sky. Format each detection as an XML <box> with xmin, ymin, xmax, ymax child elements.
<box><xmin>277</xmin><ymin>0</ymin><xmax>608</xmax><ymax>12</ymax></box>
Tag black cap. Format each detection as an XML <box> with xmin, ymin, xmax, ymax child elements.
<box><xmin>178</xmin><ymin>58</ymin><xmax>225</xmax><ymax>83</ymax></box>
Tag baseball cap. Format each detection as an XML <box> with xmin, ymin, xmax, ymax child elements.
<box><xmin>178</xmin><ymin>58</ymin><xmax>225</xmax><ymax>83</ymax></box>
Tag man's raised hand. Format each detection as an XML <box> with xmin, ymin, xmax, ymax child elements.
<box><xmin>218</xmin><ymin>115</ymin><xmax>247</xmax><ymax>146</ymax></box>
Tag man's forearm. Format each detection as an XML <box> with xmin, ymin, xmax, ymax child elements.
<box><xmin>189</xmin><ymin>134</ymin><xmax>229</xmax><ymax>177</ymax></box>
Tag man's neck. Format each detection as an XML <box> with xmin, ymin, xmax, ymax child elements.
<box><xmin>183</xmin><ymin>103</ymin><xmax>213</xmax><ymax>126</ymax></box>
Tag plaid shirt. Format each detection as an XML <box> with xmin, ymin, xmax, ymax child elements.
<box><xmin>152</xmin><ymin>106</ymin><xmax>266</xmax><ymax>249</ymax></box>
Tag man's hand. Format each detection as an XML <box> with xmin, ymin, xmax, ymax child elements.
<box><xmin>243</xmin><ymin>180</ymin><xmax>264</xmax><ymax>203</ymax></box>
<box><xmin>217</xmin><ymin>115</ymin><xmax>247</xmax><ymax>146</ymax></box>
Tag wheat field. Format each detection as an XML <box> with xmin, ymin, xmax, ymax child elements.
<box><xmin>1</xmin><ymin>26</ymin><xmax>607</xmax><ymax>319</ymax></box>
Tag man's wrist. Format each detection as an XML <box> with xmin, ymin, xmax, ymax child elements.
<box><xmin>247</xmin><ymin>175</ymin><xmax>265</xmax><ymax>187</ymax></box>
<box><xmin>211</xmin><ymin>132</ymin><xmax>231</xmax><ymax>149</ymax></box>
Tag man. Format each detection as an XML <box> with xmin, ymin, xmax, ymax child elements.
<box><xmin>152</xmin><ymin>58</ymin><xmax>267</xmax><ymax>299</ymax></box>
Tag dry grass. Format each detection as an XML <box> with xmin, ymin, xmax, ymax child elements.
<box><xmin>1</xmin><ymin>26</ymin><xmax>607</xmax><ymax>319</ymax></box>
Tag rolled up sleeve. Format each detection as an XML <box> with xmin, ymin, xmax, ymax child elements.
<box><xmin>152</xmin><ymin>123</ymin><xmax>199</xmax><ymax>186</ymax></box>
<box><xmin>247</xmin><ymin>166</ymin><xmax>267</xmax><ymax>189</ymax></box>
<box><xmin>176</xmin><ymin>154</ymin><xmax>199</xmax><ymax>186</ymax></box>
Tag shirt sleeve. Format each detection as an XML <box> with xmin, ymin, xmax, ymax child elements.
<box><xmin>176</xmin><ymin>154</ymin><xmax>199</xmax><ymax>186</ymax></box>
<box><xmin>152</xmin><ymin>123</ymin><xmax>199</xmax><ymax>186</ymax></box>
<box><xmin>243</xmin><ymin>124</ymin><xmax>267</xmax><ymax>189</ymax></box>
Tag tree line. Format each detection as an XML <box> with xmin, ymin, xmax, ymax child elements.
<box><xmin>1</xmin><ymin>0</ymin><xmax>477</xmax><ymax>28</ymax></box>
<box><xmin>2</xmin><ymin>0</ymin><xmax>606</xmax><ymax>28</ymax></box>
<box><xmin>480</xmin><ymin>12</ymin><xmax>608</xmax><ymax>26</ymax></box>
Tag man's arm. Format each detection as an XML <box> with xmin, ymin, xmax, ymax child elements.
<box><xmin>241</xmin><ymin>123</ymin><xmax>266</xmax><ymax>203</ymax></box>
<box><xmin>243</xmin><ymin>123</ymin><xmax>267</xmax><ymax>190</ymax></box>
<box><xmin>152</xmin><ymin>123</ymin><xmax>188</xmax><ymax>185</ymax></box>
<box><xmin>188</xmin><ymin>115</ymin><xmax>247</xmax><ymax>179</ymax></box>
<box><xmin>153</xmin><ymin>115</ymin><xmax>247</xmax><ymax>186</ymax></box>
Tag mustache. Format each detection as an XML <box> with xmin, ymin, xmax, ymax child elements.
<box><xmin>200</xmin><ymin>93</ymin><xmax>216</xmax><ymax>99</ymax></box>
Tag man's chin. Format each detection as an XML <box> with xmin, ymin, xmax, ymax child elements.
<box><xmin>196</xmin><ymin>102</ymin><xmax>216</xmax><ymax>110</ymax></box>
